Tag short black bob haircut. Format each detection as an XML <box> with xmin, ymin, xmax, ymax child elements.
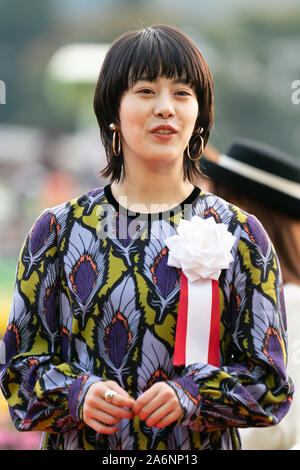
<box><xmin>94</xmin><ymin>24</ymin><xmax>214</xmax><ymax>183</ymax></box>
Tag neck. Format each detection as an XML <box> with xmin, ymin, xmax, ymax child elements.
<box><xmin>110</xmin><ymin>159</ymin><xmax>195</xmax><ymax>213</ymax></box>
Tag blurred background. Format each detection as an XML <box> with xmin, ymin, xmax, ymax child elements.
<box><xmin>0</xmin><ymin>0</ymin><xmax>300</xmax><ymax>449</ymax></box>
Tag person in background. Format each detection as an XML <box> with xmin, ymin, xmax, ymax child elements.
<box><xmin>200</xmin><ymin>138</ymin><xmax>300</xmax><ymax>449</ymax></box>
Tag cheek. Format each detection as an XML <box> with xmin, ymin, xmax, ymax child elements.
<box><xmin>119</xmin><ymin>94</ymin><xmax>146</xmax><ymax>124</ymax></box>
<box><xmin>180</xmin><ymin>99</ymin><xmax>199</xmax><ymax>136</ymax></box>
<box><xmin>189</xmin><ymin>101</ymin><xmax>199</xmax><ymax>129</ymax></box>
<box><xmin>182</xmin><ymin>107</ymin><xmax>199</xmax><ymax>143</ymax></box>
<box><xmin>119</xmin><ymin>102</ymin><xmax>144</xmax><ymax>141</ymax></box>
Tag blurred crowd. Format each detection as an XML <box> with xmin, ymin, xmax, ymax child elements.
<box><xmin>0</xmin><ymin>124</ymin><xmax>109</xmax><ymax>259</ymax></box>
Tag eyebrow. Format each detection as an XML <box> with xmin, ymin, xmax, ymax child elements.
<box><xmin>135</xmin><ymin>76</ymin><xmax>192</xmax><ymax>86</ymax></box>
<box><xmin>172</xmin><ymin>78</ymin><xmax>193</xmax><ymax>86</ymax></box>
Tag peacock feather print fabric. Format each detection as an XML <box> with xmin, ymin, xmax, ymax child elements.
<box><xmin>0</xmin><ymin>185</ymin><xmax>294</xmax><ymax>450</ymax></box>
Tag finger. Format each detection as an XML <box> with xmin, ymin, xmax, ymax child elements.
<box><xmin>84</xmin><ymin>402</ymin><xmax>133</xmax><ymax>424</ymax></box>
<box><xmin>102</xmin><ymin>401</ymin><xmax>135</xmax><ymax>420</ymax></box>
<box><xmin>144</xmin><ymin>402</ymin><xmax>174</xmax><ymax>427</ymax></box>
<box><xmin>143</xmin><ymin>396</ymin><xmax>181</xmax><ymax>427</ymax></box>
<box><xmin>134</xmin><ymin>382</ymin><xmax>178</xmax><ymax>416</ymax></box>
<box><xmin>84</xmin><ymin>405</ymin><xmax>122</xmax><ymax>426</ymax></box>
<box><xmin>104</xmin><ymin>391</ymin><xmax>136</xmax><ymax>410</ymax></box>
<box><xmin>84</xmin><ymin>392</ymin><xmax>135</xmax><ymax>422</ymax></box>
<box><xmin>102</xmin><ymin>382</ymin><xmax>136</xmax><ymax>408</ymax></box>
<box><xmin>105</xmin><ymin>381</ymin><xmax>133</xmax><ymax>399</ymax></box>
<box><xmin>133</xmin><ymin>387</ymin><xmax>158</xmax><ymax>416</ymax></box>
<box><xmin>138</xmin><ymin>393</ymin><xmax>167</xmax><ymax>422</ymax></box>
<box><xmin>90</xmin><ymin>381</ymin><xmax>134</xmax><ymax>404</ymax></box>
<box><xmin>87</xmin><ymin>395</ymin><xmax>135</xmax><ymax>420</ymax></box>
<box><xmin>152</xmin><ymin>409</ymin><xmax>182</xmax><ymax>429</ymax></box>
<box><xmin>87</xmin><ymin>417</ymin><xmax>119</xmax><ymax>435</ymax></box>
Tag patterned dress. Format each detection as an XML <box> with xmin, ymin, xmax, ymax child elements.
<box><xmin>0</xmin><ymin>184</ymin><xmax>294</xmax><ymax>450</ymax></box>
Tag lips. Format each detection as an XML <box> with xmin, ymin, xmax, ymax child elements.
<box><xmin>150</xmin><ymin>124</ymin><xmax>178</xmax><ymax>134</ymax></box>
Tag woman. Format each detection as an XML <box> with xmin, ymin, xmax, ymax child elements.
<box><xmin>200</xmin><ymin>138</ymin><xmax>300</xmax><ymax>449</ymax></box>
<box><xmin>0</xmin><ymin>25</ymin><xmax>293</xmax><ymax>450</ymax></box>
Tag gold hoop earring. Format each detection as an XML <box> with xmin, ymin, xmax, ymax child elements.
<box><xmin>112</xmin><ymin>129</ymin><xmax>121</xmax><ymax>156</ymax></box>
<box><xmin>187</xmin><ymin>132</ymin><xmax>204</xmax><ymax>161</ymax></box>
<box><xmin>110</xmin><ymin>124</ymin><xmax>121</xmax><ymax>156</ymax></box>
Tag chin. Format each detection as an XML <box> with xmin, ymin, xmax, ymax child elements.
<box><xmin>146</xmin><ymin>152</ymin><xmax>180</xmax><ymax>164</ymax></box>
<box><xmin>146</xmin><ymin>146</ymin><xmax>182</xmax><ymax>160</ymax></box>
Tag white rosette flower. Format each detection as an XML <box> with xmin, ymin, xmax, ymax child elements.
<box><xmin>164</xmin><ymin>215</ymin><xmax>236</xmax><ymax>282</ymax></box>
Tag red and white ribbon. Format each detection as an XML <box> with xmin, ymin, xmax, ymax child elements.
<box><xmin>173</xmin><ymin>270</ymin><xmax>220</xmax><ymax>367</ymax></box>
<box><xmin>163</xmin><ymin>215</ymin><xmax>235</xmax><ymax>368</ymax></box>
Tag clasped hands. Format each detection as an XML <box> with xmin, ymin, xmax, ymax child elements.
<box><xmin>83</xmin><ymin>379</ymin><xmax>182</xmax><ymax>435</ymax></box>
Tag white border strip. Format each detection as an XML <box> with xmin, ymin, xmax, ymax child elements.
<box><xmin>219</xmin><ymin>154</ymin><xmax>300</xmax><ymax>199</ymax></box>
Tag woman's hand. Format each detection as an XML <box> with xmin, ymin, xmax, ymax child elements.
<box><xmin>83</xmin><ymin>380</ymin><xmax>136</xmax><ymax>434</ymax></box>
<box><xmin>132</xmin><ymin>382</ymin><xmax>182</xmax><ymax>428</ymax></box>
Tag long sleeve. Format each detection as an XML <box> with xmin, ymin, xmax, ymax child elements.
<box><xmin>0</xmin><ymin>208</ymin><xmax>101</xmax><ymax>433</ymax></box>
<box><xmin>167</xmin><ymin>213</ymin><xmax>294</xmax><ymax>433</ymax></box>
<box><xmin>0</xmin><ymin>186</ymin><xmax>295</xmax><ymax>450</ymax></box>
<box><xmin>238</xmin><ymin>283</ymin><xmax>300</xmax><ymax>449</ymax></box>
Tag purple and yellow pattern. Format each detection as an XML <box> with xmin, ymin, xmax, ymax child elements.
<box><xmin>0</xmin><ymin>185</ymin><xmax>294</xmax><ymax>450</ymax></box>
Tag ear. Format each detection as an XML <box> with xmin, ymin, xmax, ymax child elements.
<box><xmin>193</xmin><ymin>127</ymin><xmax>204</xmax><ymax>136</ymax></box>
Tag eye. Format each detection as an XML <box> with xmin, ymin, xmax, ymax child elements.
<box><xmin>137</xmin><ymin>88</ymin><xmax>154</xmax><ymax>95</ymax></box>
<box><xmin>175</xmin><ymin>90</ymin><xmax>192</xmax><ymax>96</ymax></box>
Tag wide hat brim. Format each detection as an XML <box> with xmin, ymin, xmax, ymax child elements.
<box><xmin>200</xmin><ymin>139</ymin><xmax>300</xmax><ymax>219</ymax></box>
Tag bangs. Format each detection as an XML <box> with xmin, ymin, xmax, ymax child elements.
<box><xmin>116</xmin><ymin>27</ymin><xmax>201</xmax><ymax>90</ymax></box>
<box><xmin>94</xmin><ymin>24</ymin><xmax>214</xmax><ymax>184</ymax></box>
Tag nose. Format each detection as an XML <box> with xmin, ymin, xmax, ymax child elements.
<box><xmin>154</xmin><ymin>93</ymin><xmax>175</xmax><ymax>119</ymax></box>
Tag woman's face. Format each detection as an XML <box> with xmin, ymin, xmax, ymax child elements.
<box><xmin>118</xmin><ymin>75</ymin><xmax>199</xmax><ymax>166</ymax></box>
